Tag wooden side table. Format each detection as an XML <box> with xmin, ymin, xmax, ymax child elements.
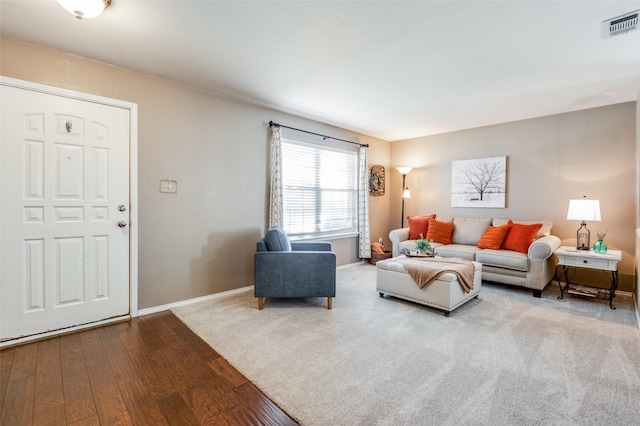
<box><xmin>554</xmin><ymin>246</ymin><xmax>622</xmax><ymax>309</ymax></box>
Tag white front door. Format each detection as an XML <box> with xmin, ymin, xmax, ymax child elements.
<box><xmin>1</xmin><ymin>84</ymin><xmax>131</xmax><ymax>341</ymax></box>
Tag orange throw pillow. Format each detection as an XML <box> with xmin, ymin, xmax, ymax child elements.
<box><xmin>407</xmin><ymin>214</ymin><xmax>436</xmax><ymax>240</ymax></box>
<box><xmin>477</xmin><ymin>224</ymin><xmax>510</xmax><ymax>249</ymax></box>
<box><xmin>426</xmin><ymin>218</ymin><xmax>454</xmax><ymax>245</ymax></box>
<box><xmin>501</xmin><ymin>222</ymin><xmax>543</xmax><ymax>253</ymax></box>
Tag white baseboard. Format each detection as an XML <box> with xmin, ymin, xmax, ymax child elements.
<box><xmin>137</xmin><ymin>285</ymin><xmax>254</xmax><ymax>317</ymax></box>
<box><xmin>140</xmin><ymin>264</ymin><xmax>367</xmax><ymax>315</ymax></box>
<box><xmin>139</xmin><ymin>263</ymin><xmax>368</xmax><ymax>316</ymax></box>
<box><xmin>2</xmin><ymin>286</ymin><xmax>256</xmax><ymax>346</ymax></box>
<box><xmin>0</xmin><ymin>315</ymin><xmax>130</xmax><ymax>348</ymax></box>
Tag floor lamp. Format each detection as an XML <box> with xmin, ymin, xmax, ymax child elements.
<box><xmin>396</xmin><ymin>167</ymin><xmax>412</xmax><ymax>228</ymax></box>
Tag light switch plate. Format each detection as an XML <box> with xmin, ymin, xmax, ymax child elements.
<box><xmin>160</xmin><ymin>179</ymin><xmax>177</xmax><ymax>194</ymax></box>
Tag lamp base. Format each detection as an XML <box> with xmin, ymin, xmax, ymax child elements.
<box><xmin>576</xmin><ymin>221</ymin><xmax>590</xmax><ymax>251</ymax></box>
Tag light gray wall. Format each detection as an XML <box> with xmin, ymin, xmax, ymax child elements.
<box><xmin>0</xmin><ymin>36</ymin><xmax>390</xmax><ymax>309</ymax></box>
<box><xmin>2</xmin><ymin>35</ymin><xmax>636</xmax><ymax>306</ymax></box>
<box><xmin>391</xmin><ymin>103</ymin><xmax>637</xmax><ymax>292</ymax></box>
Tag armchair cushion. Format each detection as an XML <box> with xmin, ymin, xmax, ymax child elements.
<box><xmin>291</xmin><ymin>241</ymin><xmax>331</xmax><ymax>251</ymax></box>
<box><xmin>265</xmin><ymin>227</ymin><xmax>292</xmax><ymax>251</ymax></box>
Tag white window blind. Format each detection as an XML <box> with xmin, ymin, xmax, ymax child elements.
<box><xmin>281</xmin><ymin>137</ymin><xmax>358</xmax><ymax>239</ymax></box>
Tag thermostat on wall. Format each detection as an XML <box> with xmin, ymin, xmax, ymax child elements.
<box><xmin>160</xmin><ymin>179</ymin><xmax>177</xmax><ymax>194</ymax></box>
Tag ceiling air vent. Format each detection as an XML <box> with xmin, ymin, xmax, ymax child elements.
<box><xmin>603</xmin><ymin>10</ymin><xmax>638</xmax><ymax>37</ymax></box>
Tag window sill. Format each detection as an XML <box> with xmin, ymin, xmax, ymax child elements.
<box><xmin>290</xmin><ymin>232</ymin><xmax>359</xmax><ymax>242</ymax></box>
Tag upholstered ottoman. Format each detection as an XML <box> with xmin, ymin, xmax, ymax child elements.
<box><xmin>376</xmin><ymin>257</ymin><xmax>482</xmax><ymax>316</ymax></box>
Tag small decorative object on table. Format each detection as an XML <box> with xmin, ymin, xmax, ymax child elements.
<box><xmin>594</xmin><ymin>229</ymin><xmax>608</xmax><ymax>254</ymax></box>
<box><xmin>412</xmin><ymin>233</ymin><xmax>435</xmax><ymax>257</ymax></box>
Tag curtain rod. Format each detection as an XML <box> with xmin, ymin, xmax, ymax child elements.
<box><xmin>269</xmin><ymin>120</ymin><xmax>369</xmax><ymax>148</ymax></box>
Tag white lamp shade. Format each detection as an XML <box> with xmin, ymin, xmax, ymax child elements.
<box><xmin>396</xmin><ymin>167</ymin><xmax>412</xmax><ymax>176</ymax></box>
<box><xmin>57</xmin><ymin>0</ymin><xmax>110</xmax><ymax>19</ymax></box>
<box><xmin>402</xmin><ymin>188</ymin><xmax>411</xmax><ymax>199</ymax></box>
<box><xmin>567</xmin><ymin>199</ymin><xmax>601</xmax><ymax>221</ymax></box>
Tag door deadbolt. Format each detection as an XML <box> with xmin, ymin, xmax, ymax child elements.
<box><xmin>118</xmin><ymin>204</ymin><xmax>127</xmax><ymax>212</ymax></box>
<box><xmin>117</xmin><ymin>220</ymin><xmax>127</xmax><ymax>228</ymax></box>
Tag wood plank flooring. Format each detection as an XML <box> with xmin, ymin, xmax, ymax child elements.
<box><xmin>0</xmin><ymin>311</ymin><xmax>298</xmax><ymax>425</ymax></box>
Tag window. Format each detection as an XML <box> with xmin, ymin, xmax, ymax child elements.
<box><xmin>281</xmin><ymin>137</ymin><xmax>359</xmax><ymax>239</ymax></box>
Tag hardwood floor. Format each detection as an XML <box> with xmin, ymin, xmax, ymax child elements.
<box><xmin>0</xmin><ymin>311</ymin><xmax>298</xmax><ymax>425</ymax></box>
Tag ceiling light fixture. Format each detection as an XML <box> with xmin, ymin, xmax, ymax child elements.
<box><xmin>57</xmin><ymin>0</ymin><xmax>111</xmax><ymax>20</ymax></box>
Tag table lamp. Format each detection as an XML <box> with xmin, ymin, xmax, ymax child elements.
<box><xmin>566</xmin><ymin>196</ymin><xmax>601</xmax><ymax>250</ymax></box>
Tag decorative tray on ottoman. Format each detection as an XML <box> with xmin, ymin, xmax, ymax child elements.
<box><xmin>404</xmin><ymin>251</ymin><xmax>435</xmax><ymax>258</ymax></box>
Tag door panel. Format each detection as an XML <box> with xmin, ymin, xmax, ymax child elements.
<box><xmin>1</xmin><ymin>85</ymin><xmax>131</xmax><ymax>340</ymax></box>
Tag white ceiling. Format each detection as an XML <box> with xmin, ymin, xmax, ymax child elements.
<box><xmin>1</xmin><ymin>1</ymin><xmax>639</xmax><ymax>141</ymax></box>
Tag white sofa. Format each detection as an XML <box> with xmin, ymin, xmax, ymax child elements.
<box><xmin>389</xmin><ymin>217</ymin><xmax>561</xmax><ymax>297</ymax></box>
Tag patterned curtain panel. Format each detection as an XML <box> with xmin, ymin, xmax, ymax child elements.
<box><xmin>269</xmin><ymin>126</ymin><xmax>283</xmax><ymax>228</ymax></box>
<box><xmin>358</xmin><ymin>146</ymin><xmax>371</xmax><ymax>259</ymax></box>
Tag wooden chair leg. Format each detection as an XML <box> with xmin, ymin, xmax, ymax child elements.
<box><xmin>327</xmin><ymin>297</ymin><xmax>332</xmax><ymax>310</ymax></box>
<box><xmin>258</xmin><ymin>297</ymin><xmax>264</xmax><ymax>310</ymax></box>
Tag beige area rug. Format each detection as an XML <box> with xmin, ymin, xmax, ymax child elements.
<box><xmin>172</xmin><ymin>263</ymin><xmax>640</xmax><ymax>425</ymax></box>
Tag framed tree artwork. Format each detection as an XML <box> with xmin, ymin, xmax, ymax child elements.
<box><xmin>370</xmin><ymin>165</ymin><xmax>385</xmax><ymax>196</ymax></box>
<box><xmin>452</xmin><ymin>156</ymin><xmax>506</xmax><ymax>208</ymax></box>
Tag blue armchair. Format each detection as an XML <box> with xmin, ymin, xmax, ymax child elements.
<box><xmin>254</xmin><ymin>228</ymin><xmax>336</xmax><ymax>310</ymax></box>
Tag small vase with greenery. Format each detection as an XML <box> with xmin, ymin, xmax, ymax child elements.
<box><xmin>594</xmin><ymin>229</ymin><xmax>607</xmax><ymax>254</ymax></box>
<box><xmin>414</xmin><ymin>233</ymin><xmax>433</xmax><ymax>255</ymax></box>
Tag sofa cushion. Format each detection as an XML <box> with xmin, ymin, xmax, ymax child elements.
<box><xmin>407</xmin><ymin>214</ymin><xmax>436</xmax><ymax>240</ymax></box>
<box><xmin>476</xmin><ymin>249</ymin><xmax>529</xmax><ymax>272</ymax></box>
<box><xmin>477</xmin><ymin>223</ymin><xmax>510</xmax><ymax>249</ymax></box>
<box><xmin>436</xmin><ymin>217</ymin><xmax>454</xmax><ymax>223</ymax></box>
<box><xmin>434</xmin><ymin>244</ymin><xmax>479</xmax><ymax>261</ymax></box>
<box><xmin>501</xmin><ymin>223</ymin><xmax>543</xmax><ymax>253</ymax></box>
<box><xmin>492</xmin><ymin>219</ymin><xmax>552</xmax><ymax>238</ymax></box>
<box><xmin>265</xmin><ymin>227</ymin><xmax>292</xmax><ymax>251</ymax></box>
<box><xmin>398</xmin><ymin>240</ymin><xmax>415</xmax><ymax>254</ymax></box>
<box><xmin>427</xmin><ymin>218</ymin><xmax>454</xmax><ymax>244</ymax></box>
<box><xmin>452</xmin><ymin>217</ymin><xmax>492</xmax><ymax>245</ymax></box>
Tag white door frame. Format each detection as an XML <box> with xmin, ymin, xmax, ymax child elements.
<box><xmin>0</xmin><ymin>76</ymin><xmax>139</xmax><ymax>344</ymax></box>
